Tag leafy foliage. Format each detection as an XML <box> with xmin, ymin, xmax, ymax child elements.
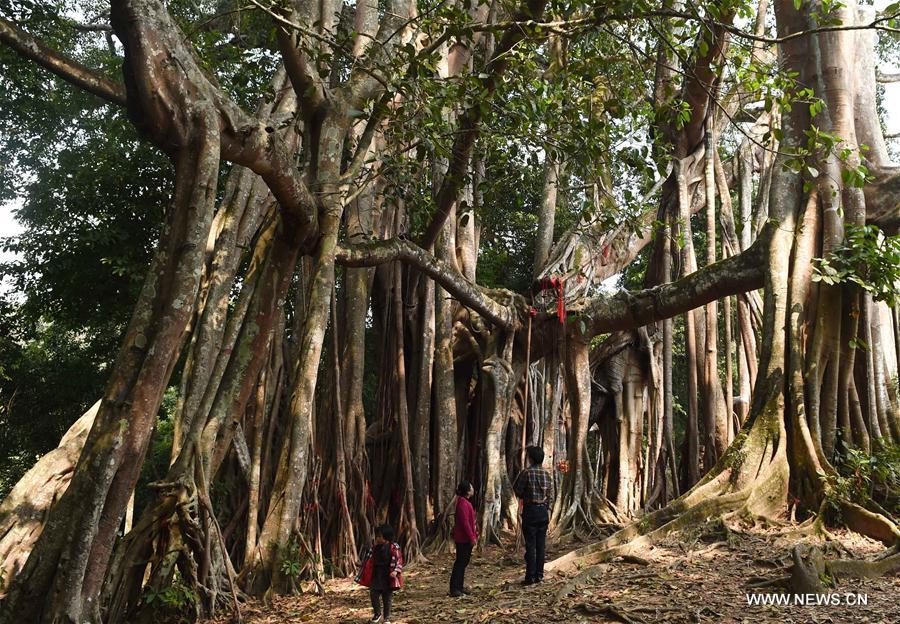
<box><xmin>143</xmin><ymin>576</ymin><xmax>199</xmax><ymax>621</ymax></box>
<box><xmin>0</xmin><ymin>5</ymin><xmax>149</xmax><ymax>493</ymax></box>
<box><xmin>812</xmin><ymin>224</ymin><xmax>900</xmax><ymax>307</ymax></box>
<box><xmin>0</xmin><ymin>308</ymin><xmax>109</xmax><ymax>496</ymax></box>
<box><xmin>827</xmin><ymin>443</ymin><xmax>900</xmax><ymax>515</ymax></box>
<box><xmin>280</xmin><ymin>534</ymin><xmax>320</xmax><ymax>581</ymax></box>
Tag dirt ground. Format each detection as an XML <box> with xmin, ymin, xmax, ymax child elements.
<box><xmin>211</xmin><ymin>525</ymin><xmax>899</xmax><ymax>623</ymax></box>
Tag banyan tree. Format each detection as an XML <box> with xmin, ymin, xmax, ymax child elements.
<box><xmin>0</xmin><ymin>0</ymin><xmax>898</xmax><ymax>621</ymax></box>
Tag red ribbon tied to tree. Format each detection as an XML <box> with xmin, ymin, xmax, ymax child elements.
<box><xmin>536</xmin><ymin>276</ymin><xmax>567</xmax><ymax>325</ymax></box>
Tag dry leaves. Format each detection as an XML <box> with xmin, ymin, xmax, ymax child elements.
<box><xmin>207</xmin><ymin>527</ymin><xmax>899</xmax><ymax>624</ymax></box>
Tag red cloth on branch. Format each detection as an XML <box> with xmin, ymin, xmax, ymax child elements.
<box><xmin>535</xmin><ymin>277</ymin><xmax>566</xmax><ymax>324</ymax></box>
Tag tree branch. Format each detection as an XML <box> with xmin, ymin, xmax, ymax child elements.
<box><xmin>336</xmin><ymin>237</ymin><xmax>525</xmax><ymax>329</ymax></box>
<box><xmin>276</xmin><ymin>27</ymin><xmax>328</xmax><ymax>121</ymax></box>
<box><xmin>339</xmin><ymin>226</ymin><xmax>769</xmax><ymax>339</ymax></box>
<box><xmin>536</xmin><ymin>162</ymin><xmax>674</xmax><ymax>289</ymax></box>
<box><xmin>877</xmin><ymin>72</ymin><xmax>900</xmax><ymax>83</ymax></box>
<box><xmin>340</xmin><ymin>91</ymin><xmax>392</xmax><ymax>182</ymax></box>
<box><xmin>0</xmin><ymin>17</ymin><xmax>126</xmax><ymax>107</ymax></box>
<box><xmin>460</xmin><ymin>8</ymin><xmax>900</xmax><ymax>45</ymax></box>
<box><xmin>111</xmin><ymin>0</ymin><xmax>319</xmax><ymax>240</ymax></box>
<box><xmin>573</xmin><ymin>231</ymin><xmax>768</xmax><ymax>337</ymax></box>
<box><xmin>344</xmin><ymin>0</ymin><xmax>416</xmax><ymax>107</ymax></box>
<box><xmin>67</xmin><ymin>21</ymin><xmax>113</xmax><ymax>33</ymax></box>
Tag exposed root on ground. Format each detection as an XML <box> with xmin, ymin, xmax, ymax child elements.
<box><xmin>574</xmin><ymin>600</ymin><xmax>679</xmax><ymax>624</ymax></box>
<box><xmin>783</xmin><ymin>543</ymin><xmax>900</xmax><ymax>595</ymax></box>
<box><xmin>553</xmin><ymin>563</ymin><xmax>611</xmax><ymax>602</ymax></box>
<box><xmin>839</xmin><ymin>501</ymin><xmax>900</xmax><ymax>546</ymax></box>
<box><xmin>204</xmin><ymin>523</ymin><xmax>899</xmax><ymax>624</ymax></box>
<box><xmin>548</xmin><ymin>402</ymin><xmax>791</xmax><ymax>574</ymax></box>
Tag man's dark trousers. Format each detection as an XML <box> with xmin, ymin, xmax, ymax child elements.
<box><xmin>523</xmin><ymin>503</ymin><xmax>549</xmax><ymax>582</ymax></box>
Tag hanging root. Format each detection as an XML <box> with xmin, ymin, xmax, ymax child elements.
<box><xmin>552</xmin><ymin>491</ymin><xmax>621</xmax><ymax>542</ymax></box>
<box><xmin>421</xmin><ymin>498</ymin><xmax>456</xmax><ymax>555</ymax></box>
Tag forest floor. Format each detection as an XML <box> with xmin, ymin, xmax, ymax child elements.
<box><xmin>211</xmin><ymin>523</ymin><xmax>898</xmax><ymax>624</ymax></box>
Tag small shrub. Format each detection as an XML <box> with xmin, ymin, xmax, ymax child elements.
<box><xmin>825</xmin><ymin>442</ymin><xmax>900</xmax><ymax>515</ymax></box>
<box><xmin>143</xmin><ymin>577</ymin><xmax>198</xmax><ymax>618</ymax></box>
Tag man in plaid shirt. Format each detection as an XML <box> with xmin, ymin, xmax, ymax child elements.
<box><xmin>513</xmin><ymin>446</ymin><xmax>555</xmax><ymax>585</ymax></box>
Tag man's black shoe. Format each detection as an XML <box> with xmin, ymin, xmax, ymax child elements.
<box><xmin>520</xmin><ymin>578</ymin><xmax>535</xmax><ymax>586</ymax></box>
<box><xmin>449</xmin><ymin>590</ymin><xmax>464</xmax><ymax>597</ymax></box>
<box><xmin>461</xmin><ymin>587</ymin><xmax>473</xmax><ymax>595</ymax></box>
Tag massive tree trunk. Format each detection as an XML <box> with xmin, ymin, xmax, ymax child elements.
<box><xmin>252</xmin><ymin>203</ymin><xmax>341</xmax><ymax>593</ymax></box>
<box><xmin>0</xmin><ymin>0</ymin><xmax>322</xmax><ymax>616</ymax></box>
<box><xmin>103</xmin><ymin>210</ymin><xmax>303</xmax><ymax>621</ymax></box>
<box><xmin>96</xmin><ymin>53</ymin><xmax>306</xmax><ymax>619</ymax></box>
<box><xmin>547</xmin><ymin>0</ymin><xmax>900</xmax><ymax>576</ymax></box>
<box><xmin>702</xmin><ymin>126</ymin><xmax>729</xmax><ymax>466</ymax></box>
<box><xmin>3</xmin><ymin>1</ymin><xmax>900</xmax><ymax>620</ymax></box>
<box><xmin>677</xmin><ymin>159</ymin><xmax>702</xmax><ymax>488</ymax></box>
<box><xmin>552</xmin><ymin>338</ymin><xmax>617</xmax><ymax>533</ymax></box>
<box><xmin>432</xmin><ymin>219</ymin><xmax>459</xmax><ymax>520</ymax></box>
<box><xmin>477</xmin><ymin>333</ymin><xmax>517</xmax><ymax>545</ymax></box>
<box><xmin>412</xmin><ymin>276</ymin><xmax>436</xmax><ymax>533</ymax></box>
<box><xmin>0</xmin><ymin>61</ymin><xmax>226</xmax><ymax>615</ymax></box>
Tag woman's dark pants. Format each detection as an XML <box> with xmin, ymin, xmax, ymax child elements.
<box><xmin>450</xmin><ymin>541</ymin><xmax>473</xmax><ymax>593</ymax></box>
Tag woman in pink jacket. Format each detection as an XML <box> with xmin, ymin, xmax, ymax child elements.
<box><xmin>449</xmin><ymin>481</ymin><xmax>478</xmax><ymax>597</ymax></box>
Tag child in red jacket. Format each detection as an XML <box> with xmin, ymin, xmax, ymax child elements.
<box><xmin>357</xmin><ymin>524</ymin><xmax>403</xmax><ymax>623</ymax></box>
<box><xmin>449</xmin><ymin>481</ymin><xmax>478</xmax><ymax>597</ymax></box>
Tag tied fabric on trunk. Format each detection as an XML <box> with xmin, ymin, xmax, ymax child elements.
<box><xmin>535</xmin><ymin>277</ymin><xmax>567</xmax><ymax>324</ymax></box>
